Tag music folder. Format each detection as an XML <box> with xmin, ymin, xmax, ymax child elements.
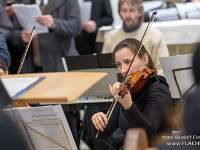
<box><xmin>1</xmin><ymin>77</ymin><xmax>44</xmax><ymax>98</ymax></box>
<box><xmin>3</xmin><ymin>105</ymin><xmax>77</xmax><ymax>150</ymax></box>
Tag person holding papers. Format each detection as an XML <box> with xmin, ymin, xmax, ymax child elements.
<box><xmin>75</xmin><ymin>0</ymin><xmax>113</xmax><ymax>54</ymax></box>
<box><xmin>7</xmin><ymin>0</ymin><xmax>81</xmax><ymax>73</ymax></box>
<box><xmin>91</xmin><ymin>38</ymin><xmax>172</xmax><ymax>148</ymax></box>
<box><xmin>102</xmin><ymin>0</ymin><xmax>169</xmax><ymax>76</ymax></box>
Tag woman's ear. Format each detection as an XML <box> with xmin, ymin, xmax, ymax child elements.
<box><xmin>143</xmin><ymin>53</ymin><xmax>148</xmax><ymax>65</ymax></box>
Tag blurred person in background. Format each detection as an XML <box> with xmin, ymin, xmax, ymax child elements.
<box><xmin>102</xmin><ymin>0</ymin><xmax>169</xmax><ymax>76</ymax></box>
<box><xmin>7</xmin><ymin>0</ymin><xmax>81</xmax><ymax>74</ymax></box>
<box><xmin>76</xmin><ymin>0</ymin><xmax>113</xmax><ymax>54</ymax></box>
<box><xmin>0</xmin><ymin>4</ymin><xmax>12</xmax><ymax>40</ymax></box>
<box><xmin>0</xmin><ymin>31</ymin><xmax>11</xmax><ymax>68</ymax></box>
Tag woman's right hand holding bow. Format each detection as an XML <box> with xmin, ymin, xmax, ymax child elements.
<box><xmin>91</xmin><ymin>112</ymin><xmax>108</xmax><ymax>131</ymax></box>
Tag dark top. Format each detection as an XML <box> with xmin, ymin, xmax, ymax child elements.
<box><xmin>0</xmin><ymin>31</ymin><xmax>11</xmax><ymax>67</ymax></box>
<box><xmin>159</xmin><ymin>86</ymin><xmax>200</xmax><ymax>150</ymax></box>
<box><xmin>0</xmin><ymin>80</ymin><xmax>28</xmax><ymax>150</ymax></box>
<box><xmin>193</xmin><ymin>43</ymin><xmax>200</xmax><ymax>84</ymax></box>
<box><xmin>0</xmin><ymin>5</ymin><xmax>12</xmax><ymax>40</ymax></box>
<box><xmin>75</xmin><ymin>0</ymin><xmax>113</xmax><ymax>54</ymax></box>
<box><xmin>92</xmin><ymin>75</ymin><xmax>172</xmax><ymax>146</ymax></box>
<box><xmin>183</xmin><ymin>85</ymin><xmax>200</xmax><ymax>136</ymax></box>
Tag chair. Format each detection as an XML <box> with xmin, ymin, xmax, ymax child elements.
<box><xmin>123</xmin><ymin>128</ymin><xmax>158</xmax><ymax>150</ymax></box>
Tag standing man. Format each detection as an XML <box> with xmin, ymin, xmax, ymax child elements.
<box><xmin>8</xmin><ymin>0</ymin><xmax>81</xmax><ymax>74</ymax></box>
<box><xmin>75</xmin><ymin>0</ymin><xmax>113</xmax><ymax>54</ymax></box>
<box><xmin>102</xmin><ymin>0</ymin><xmax>169</xmax><ymax>76</ymax></box>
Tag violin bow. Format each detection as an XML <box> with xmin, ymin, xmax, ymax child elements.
<box><xmin>95</xmin><ymin>12</ymin><xmax>157</xmax><ymax>138</ymax></box>
<box><xmin>17</xmin><ymin>26</ymin><xmax>36</xmax><ymax>74</ymax></box>
<box><xmin>122</xmin><ymin>12</ymin><xmax>157</xmax><ymax>83</ymax></box>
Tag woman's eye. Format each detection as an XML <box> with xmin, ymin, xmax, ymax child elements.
<box><xmin>116</xmin><ymin>63</ymin><xmax>121</xmax><ymax>68</ymax></box>
<box><xmin>125</xmin><ymin>60</ymin><xmax>131</xmax><ymax>65</ymax></box>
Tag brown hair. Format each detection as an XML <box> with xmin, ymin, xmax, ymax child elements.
<box><xmin>112</xmin><ymin>38</ymin><xmax>157</xmax><ymax>75</ymax></box>
<box><xmin>118</xmin><ymin>0</ymin><xmax>144</xmax><ymax>22</ymax></box>
<box><xmin>0</xmin><ymin>58</ymin><xmax>8</xmax><ymax>74</ymax></box>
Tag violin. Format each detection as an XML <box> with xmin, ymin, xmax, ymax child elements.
<box><xmin>118</xmin><ymin>67</ymin><xmax>154</xmax><ymax>98</ymax></box>
<box><xmin>6</xmin><ymin>26</ymin><xmax>36</xmax><ymax>109</ymax></box>
<box><xmin>95</xmin><ymin>12</ymin><xmax>157</xmax><ymax>138</ymax></box>
<box><xmin>6</xmin><ymin>102</ymin><xmax>31</xmax><ymax>109</ymax></box>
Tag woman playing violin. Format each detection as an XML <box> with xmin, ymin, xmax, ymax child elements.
<box><xmin>91</xmin><ymin>38</ymin><xmax>172</xmax><ymax>147</ymax></box>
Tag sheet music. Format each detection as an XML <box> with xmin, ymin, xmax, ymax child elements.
<box><xmin>1</xmin><ymin>77</ymin><xmax>44</xmax><ymax>98</ymax></box>
<box><xmin>2</xmin><ymin>109</ymin><xmax>34</xmax><ymax>149</ymax></box>
<box><xmin>9</xmin><ymin>105</ymin><xmax>77</xmax><ymax>150</ymax></box>
<box><xmin>148</xmin><ymin>7</ymin><xmax>179</xmax><ymax>21</ymax></box>
<box><xmin>79</xmin><ymin>1</ymin><xmax>92</xmax><ymax>25</ymax></box>
<box><xmin>176</xmin><ymin>2</ymin><xmax>200</xmax><ymax>19</ymax></box>
<box><xmin>12</xmin><ymin>4</ymin><xmax>48</xmax><ymax>34</ymax></box>
<box><xmin>143</xmin><ymin>1</ymin><xmax>163</xmax><ymax>12</ymax></box>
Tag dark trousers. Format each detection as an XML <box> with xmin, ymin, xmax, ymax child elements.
<box><xmin>65</xmin><ymin>111</ymin><xmax>81</xmax><ymax>149</ymax></box>
<box><xmin>82</xmin><ymin>110</ymin><xmax>124</xmax><ymax>150</ymax></box>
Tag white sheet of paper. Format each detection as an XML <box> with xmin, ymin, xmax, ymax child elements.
<box><xmin>79</xmin><ymin>1</ymin><xmax>92</xmax><ymax>25</ymax></box>
<box><xmin>1</xmin><ymin>77</ymin><xmax>41</xmax><ymax>98</ymax></box>
<box><xmin>148</xmin><ymin>7</ymin><xmax>179</xmax><ymax>21</ymax></box>
<box><xmin>160</xmin><ymin>54</ymin><xmax>195</xmax><ymax>98</ymax></box>
<box><xmin>4</xmin><ymin>105</ymin><xmax>77</xmax><ymax>150</ymax></box>
<box><xmin>143</xmin><ymin>1</ymin><xmax>163</xmax><ymax>12</ymax></box>
<box><xmin>12</xmin><ymin>4</ymin><xmax>48</xmax><ymax>34</ymax></box>
<box><xmin>176</xmin><ymin>2</ymin><xmax>200</xmax><ymax>19</ymax></box>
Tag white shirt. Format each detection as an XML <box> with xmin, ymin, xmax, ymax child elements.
<box><xmin>35</xmin><ymin>0</ymin><xmax>49</xmax><ymax>5</ymax></box>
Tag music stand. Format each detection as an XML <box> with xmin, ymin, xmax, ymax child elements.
<box><xmin>62</xmin><ymin>55</ymin><xmax>99</xmax><ymax>71</ymax></box>
<box><xmin>160</xmin><ymin>53</ymin><xmax>195</xmax><ymax>98</ymax></box>
<box><xmin>96</xmin><ymin>53</ymin><xmax>116</xmax><ymax>68</ymax></box>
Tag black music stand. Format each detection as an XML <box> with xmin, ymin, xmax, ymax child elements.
<box><xmin>96</xmin><ymin>53</ymin><xmax>116</xmax><ymax>68</ymax></box>
<box><xmin>62</xmin><ymin>53</ymin><xmax>116</xmax><ymax>71</ymax></box>
<box><xmin>62</xmin><ymin>55</ymin><xmax>99</xmax><ymax>71</ymax></box>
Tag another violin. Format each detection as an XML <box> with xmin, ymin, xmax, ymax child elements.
<box><xmin>6</xmin><ymin>26</ymin><xmax>36</xmax><ymax>109</ymax></box>
<box><xmin>6</xmin><ymin>102</ymin><xmax>31</xmax><ymax>109</ymax></box>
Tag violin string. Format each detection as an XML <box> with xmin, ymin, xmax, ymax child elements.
<box><xmin>17</xmin><ymin>26</ymin><xmax>36</xmax><ymax>74</ymax></box>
